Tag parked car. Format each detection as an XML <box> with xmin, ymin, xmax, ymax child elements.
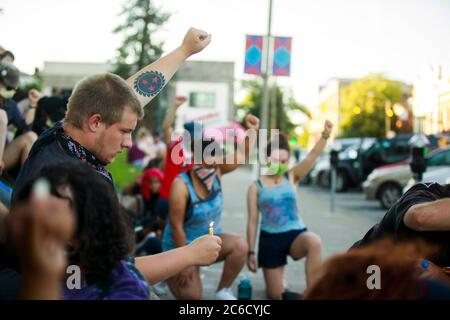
<box><xmin>403</xmin><ymin>166</ymin><xmax>450</xmax><ymax>194</ymax></box>
<box><xmin>312</xmin><ymin>137</ymin><xmax>376</xmax><ymax>190</ymax></box>
<box><xmin>362</xmin><ymin>147</ymin><xmax>450</xmax><ymax>209</ymax></box>
<box><xmin>318</xmin><ymin>134</ymin><xmax>444</xmax><ymax>192</ymax></box>
<box><xmin>310</xmin><ymin>138</ymin><xmax>369</xmax><ymax>188</ymax></box>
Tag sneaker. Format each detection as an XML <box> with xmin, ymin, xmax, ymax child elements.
<box><xmin>281</xmin><ymin>290</ymin><xmax>303</xmax><ymax>300</ymax></box>
<box><xmin>215</xmin><ymin>288</ymin><xmax>237</xmax><ymax>300</ymax></box>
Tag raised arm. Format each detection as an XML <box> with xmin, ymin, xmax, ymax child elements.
<box><xmin>162</xmin><ymin>96</ymin><xmax>187</xmax><ymax>145</ymax></box>
<box><xmin>10</xmin><ymin>192</ymin><xmax>75</xmax><ymax>300</ymax></box>
<box><xmin>127</xmin><ymin>28</ymin><xmax>211</xmax><ymax>108</ymax></box>
<box><xmin>290</xmin><ymin>120</ymin><xmax>333</xmax><ymax>184</ymax></box>
<box><xmin>246</xmin><ymin>183</ymin><xmax>260</xmax><ymax>273</ymax></box>
<box><xmin>403</xmin><ymin>198</ymin><xmax>450</xmax><ymax>232</ymax></box>
<box><xmin>25</xmin><ymin>89</ymin><xmax>40</xmax><ymax>125</ymax></box>
<box><xmin>219</xmin><ymin>114</ymin><xmax>260</xmax><ymax>175</ymax></box>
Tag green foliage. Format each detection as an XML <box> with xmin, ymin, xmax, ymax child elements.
<box><xmin>19</xmin><ymin>77</ymin><xmax>43</xmax><ymax>91</ymax></box>
<box><xmin>236</xmin><ymin>79</ymin><xmax>311</xmax><ymax>135</ymax></box>
<box><xmin>107</xmin><ymin>150</ymin><xmax>143</xmax><ymax>192</ymax></box>
<box><xmin>112</xmin><ymin>0</ymin><xmax>170</xmax><ymax>78</ymax></box>
<box><xmin>339</xmin><ymin>74</ymin><xmax>403</xmax><ymax>138</ymax></box>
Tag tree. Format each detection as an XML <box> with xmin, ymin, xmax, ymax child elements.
<box><xmin>112</xmin><ymin>0</ymin><xmax>170</xmax><ymax>79</ymax></box>
<box><xmin>236</xmin><ymin>79</ymin><xmax>311</xmax><ymax>135</ymax></box>
<box><xmin>339</xmin><ymin>74</ymin><xmax>409</xmax><ymax>138</ymax></box>
<box><xmin>112</xmin><ymin>0</ymin><xmax>170</xmax><ymax>132</ymax></box>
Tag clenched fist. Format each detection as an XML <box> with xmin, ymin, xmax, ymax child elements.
<box><xmin>245</xmin><ymin>114</ymin><xmax>260</xmax><ymax>131</ymax></box>
<box><xmin>174</xmin><ymin>96</ymin><xmax>187</xmax><ymax>108</ymax></box>
<box><xmin>28</xmin><ymin>89</ymin><xmax>41</xmax><ymax>107</ymax></box>
<box><xmin>323</xmin><ymin>120</ymin><xmax>333</xmax><ymax>135</ymax></box>
<box><xmin>180</xmin><ymin>27</ymin><xmax>211</xmax><ymax>57</ymax></box>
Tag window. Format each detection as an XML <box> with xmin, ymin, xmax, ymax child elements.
<box><xmin>189</xmin><ymin>92</ymin><xmax>216</xmax><ymax>108</ymax></box>
<box><xmin>427</xmin><ymin>151</ymin><xmax>450</xmax><ymax>166</ymax></box>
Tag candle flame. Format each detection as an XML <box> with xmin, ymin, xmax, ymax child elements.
<box><xmin>210</xmin><ymin>221</ymin><xmax>214</xmax><ymax>228</ymax></box>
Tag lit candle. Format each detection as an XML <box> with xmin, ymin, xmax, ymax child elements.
<box><xmin>209</xmin><ymin>221</ymin><xmax>214</xmax><ymax>236</ymax></box>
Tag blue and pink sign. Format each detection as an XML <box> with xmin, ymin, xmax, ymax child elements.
<box><xmin>244</xmin><ymin>35</ymin><xmax>263</xmax><ymax>75</ymax></box>
<box><xmin>272</xmin><ymin>37</ymin><xmax>291</xmax><ymax>76</ymax></box>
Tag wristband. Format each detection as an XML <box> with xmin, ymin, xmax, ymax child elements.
<box><xmin>321</xmin><ymin>131</ymin><xmax>330</xmax><ymax>140</ymax></box>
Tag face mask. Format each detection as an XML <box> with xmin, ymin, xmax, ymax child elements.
<box><xmin>0</xmin><ymin>88</ymin><xmax>15</xmax><ymax>99</ymax></box>
<box><xmin>268</xmin><ymin>162</ymin><xmax>288</xmax><ymax>176</ymax></box>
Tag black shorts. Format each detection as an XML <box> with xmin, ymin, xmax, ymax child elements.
<box><xmin>258</xmin><ymin>228</ymin><xmax>308</xmax><ymax>269</ymax></box>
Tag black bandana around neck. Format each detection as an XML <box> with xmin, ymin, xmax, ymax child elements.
<box><xmin>30</xmin><ymin>122</ymin><xmax>112</xmax><ymax>182</ymax></box>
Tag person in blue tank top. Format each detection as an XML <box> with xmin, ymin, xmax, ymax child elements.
<box><xmin>163</xmin><ymin>114</ymin><xmax>260</xmax><ymax>300</ymax></box>
<box><xmin>246</xmin><ymin>120</ymin><xmax>333</xmax><ymax>300</ymax></box>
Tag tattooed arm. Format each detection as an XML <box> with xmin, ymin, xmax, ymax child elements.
<box><xmin>127</xmin><ymin>28</ymin><xmax>211</xmax><ymax>107</ymax></box>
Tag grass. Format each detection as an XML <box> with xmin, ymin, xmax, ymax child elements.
<box><xmin>107</xmin><ymin>150</ymin><xmax>143</xmax><ymax>192</ymax></box>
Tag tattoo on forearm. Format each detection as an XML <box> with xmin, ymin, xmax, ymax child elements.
<box><xmin>134</xmin><ymin>71</ymin><xmax>166</xmax><ymax>97</ymax></box>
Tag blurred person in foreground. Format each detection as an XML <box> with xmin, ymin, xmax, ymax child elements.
<box><xmin>4</xmin><ymin>161</ymin><xmax>222</xmax><ymax>300</ymax></box>
<box><xmin>304</xmin><ymin>239</ymin><xmax>450</xmax><ymax>299</ymax></box>
<box><xmin>351</xmin><ymin>182</ymin><xmax>450</xmax><ymax>286</ymax></box>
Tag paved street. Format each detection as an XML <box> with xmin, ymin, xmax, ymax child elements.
<box><xmin>160</xmin><ymin>166</ymin><xmax>386</xmax><ymax>300</ymax></box>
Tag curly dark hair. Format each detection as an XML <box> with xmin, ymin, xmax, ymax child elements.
<box><xmin>14</xmin><ymin>160</ymin><xmax>132</xmax><ymax>284</ymax></box>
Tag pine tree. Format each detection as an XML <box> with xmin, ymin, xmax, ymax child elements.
<box><xmin>112</xmin><ymin>0</ymin><xmax>170</xmax><ymax>78</ymax></box>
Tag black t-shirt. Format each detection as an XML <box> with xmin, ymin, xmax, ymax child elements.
<box><xmin>12</xmin><ymin>140</ymin><xmax>74</xmax><ymax>202</ymax></box>
<box><xmin>351</xmin><ymin>182</ymin><xmax>450</xmax><ymax>267</ymax></box>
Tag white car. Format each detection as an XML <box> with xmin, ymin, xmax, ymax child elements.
<box><xmin>403</xmin><ymin>166</ymin><xmax>450</xmax><ymax>194</ymax></box>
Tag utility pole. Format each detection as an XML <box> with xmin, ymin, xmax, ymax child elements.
<box><xmin>257</xmin><ymin>0</ymin><xmax>273</xmax><ymax>177</ymax></box>
<box><xmin>261</xmin><ymin>0</ymin><xmax>273</xmax><ymax>137</ymax></box>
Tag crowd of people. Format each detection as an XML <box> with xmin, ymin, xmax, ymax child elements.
<box><xmin>0</xmin><ymin>27</ymin><xmax>449</xmax><ymax>301</ymax></box>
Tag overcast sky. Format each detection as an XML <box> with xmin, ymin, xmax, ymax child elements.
<box><xmin>1</xmin><ymin>0</ymin><xmax>449</xmax><ymax>108</ymax></box>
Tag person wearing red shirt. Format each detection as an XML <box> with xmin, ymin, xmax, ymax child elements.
<box><xmin>155</xmin><ymin>96</ymin><xmax>198</xmax><ymax>221</ymax></box>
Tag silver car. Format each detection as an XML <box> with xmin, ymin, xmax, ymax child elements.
<box><xmin>362</xmin><ymin>147</ymin><xmax>450</xmax><ymax>209</ymax></box>
<box><xmin>403</xmin><ymin>166</ymin><xmax>450</xmax><ymax>193</ymax></box>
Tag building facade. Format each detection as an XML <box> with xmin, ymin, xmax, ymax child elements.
<box><xmin>40</xmin><ymin>60</ymin><xmax>235</xmax><ymax>132</ymax></box>
<box><xmin>313</xmin><ymin>78</ymin><xmax>353</xmax><ymax>137</ymax></box>
<box><xmin>412</xmin><ymin>65</ymin><xmax>449</xmax><ymax>134</ymax></box>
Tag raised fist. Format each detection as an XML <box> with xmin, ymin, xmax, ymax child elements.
<box><xmin>323</xmin><ymin>120</ymin><xmax>333</xmax><ymax>134</ymax></box>
<box><xmin>245</xmin><ymin>114</ymin><xmax>260</xmax><ymax>131</ymax></box>
<box><xmin>180</xmin><ymin>27</ymin><xmax>211</xmax><ymax>57</ymax></box>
